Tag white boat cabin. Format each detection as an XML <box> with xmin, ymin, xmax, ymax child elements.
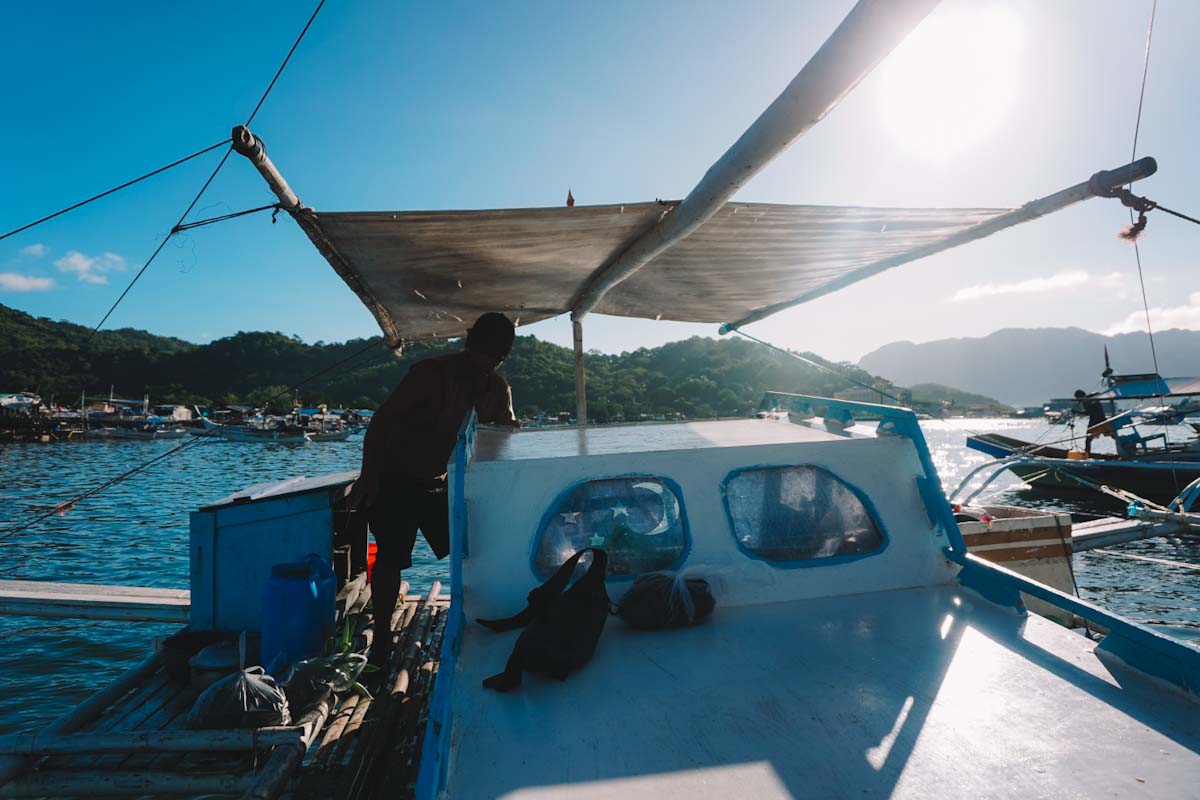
<box><xmin>418</xmin><ymin>398</ymin><xmax>1200</xmax><ymax>800</ymax></box>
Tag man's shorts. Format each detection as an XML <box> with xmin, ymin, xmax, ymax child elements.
<box><xmin>1087</xmin><ymin>421</ymin><xmax>1114</xmax><ymax>437</ymax></box>
<box><xmin>366</xmin><ymin>482</ymin><xmax>450</xmax><ymax>571</ymax></box>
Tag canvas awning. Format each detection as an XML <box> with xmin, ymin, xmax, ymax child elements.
<box><xmin>314</xmin><ymin>201</ymin><xmax>1010</xmax><ymax>343</ymax></box>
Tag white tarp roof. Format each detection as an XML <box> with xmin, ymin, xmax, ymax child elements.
<box><xmin>315</xmin><ymin>200</ymin><xmax>1009</xmax><ymax>344</ymax></box>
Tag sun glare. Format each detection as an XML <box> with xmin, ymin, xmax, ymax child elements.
<box><xmin>878</xmin><ymin>5</ymin><xmax>1024</xmax><ymax>162</ymax></box>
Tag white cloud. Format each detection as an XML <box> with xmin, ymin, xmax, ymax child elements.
<box><xmin>53</xmin><ymin>250</ymin><xmax>126</xmax><ymax>285</ymax></box>
<box><xmin>1104</xmin><ymin>291</ymin><xmax>1200</xmax><ymax>335</ymax></box>
<box><xmin>19</xmin><ymin>243</ymin><xmax>48</xmax><ymax>258</ymax></box>
<box><xmin>0</xmin><ymin>272</ymin><xmax>54</xmax><ymax>292</ymax></box>
<box><xmin>950</xmin><ymin>270</ymin><xmax>1125</xmax><ymax>302</ymax></box>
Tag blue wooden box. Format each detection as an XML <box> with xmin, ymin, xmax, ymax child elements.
<box><xmin>188</xmin><ymin>471</ymin><xmax>357</xmax><ymax>631</ymax></box>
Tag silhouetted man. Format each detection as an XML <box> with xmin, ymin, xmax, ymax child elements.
<box><xmin>349</xmin><ymin>313</ymin><xmax>518</xmax><ymax>664</ymax></box>
<box><xmin>1074</xmin><ymin>389</ymin><xmax>1111</xmax><ymax>457</ymax></box>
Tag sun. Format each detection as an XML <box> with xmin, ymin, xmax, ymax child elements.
<box><xmin>878</xmin><ymin>5</ymin><xmax>1024</xmax><ymax>162</ymax></box>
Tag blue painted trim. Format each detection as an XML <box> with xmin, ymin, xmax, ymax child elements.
<box><xmin>952</xmin><ymin>551</ymin><xmax>1200</xmax><ymax>697</ymax></box>
<box><xmin>760</xmin><ymin>393</ymin><xmax>968</xmax><ymax>556</ymax></box>
<box><xmin>529</xmin><ymin>473</ymin><xmax>693</xmax><ymax>582</ymax></box>
<box><xmin>413</xmin><ymin>412</ymin><xmax>476</xmax><ymax>800</ymax></box>
<box><xmin>719</xmin><ymin>463</ymin><xmax>890</xmax><ymax>569</ymax></box>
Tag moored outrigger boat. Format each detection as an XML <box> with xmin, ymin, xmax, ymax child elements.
<box><xmin>966</xmin><ymin>371</ymin><xmax>1200</xmax><ymax>505</ymax></box>
<box><xmin>4</xmin><ymin>1</ymin><xmax>1199</xmax><ymax>798</ymax></box>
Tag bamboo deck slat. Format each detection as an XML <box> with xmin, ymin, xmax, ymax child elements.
<box><xmin>4</xmin><ymin>578</ymin><xmax>449</xmax><ymax>799</ymax></box>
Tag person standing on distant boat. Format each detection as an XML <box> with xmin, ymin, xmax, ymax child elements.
<box><xmin>1074</xmin><ymin>389</ymin><xmax>1112</xmax><ymax>457</ymax></box>
<box><xmin>348</xmin><ymin>312</ymin><xmax>519</xmax><ymax>665</ymax></box>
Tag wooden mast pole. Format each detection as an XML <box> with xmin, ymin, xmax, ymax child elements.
<box><xmin>573</xmin><ymin>318</ymin><xmax>587</xmax><ymax>426</ymax></box>
<box><xmin>568</xmin><ymin>0</ymin><xmax>940</xmax><ymax>321</ymax></box>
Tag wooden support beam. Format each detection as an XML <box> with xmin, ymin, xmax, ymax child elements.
<box><xmin>0</xmin><ymin>727</ymin><xmax>302</xmax><ymax>756</ymax></box>
<box><xmin>0</xmin><ymin>580</ymin><xmax>188</xmax><ymax>623</ymax></box>
<box><xmin>573</xmin><ymin>318</ymin><xmax>587</xmax><ymax>426</ymax></box>
<box><xmin>3</xmin><ymin>770</ymin><xmax>254</xmax><ymax>798</ymax></box>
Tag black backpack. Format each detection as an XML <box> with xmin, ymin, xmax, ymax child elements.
<box><xmin>477</xmin><ymin>548</ymin><xmax>610</xmax><ymax>691</ymax></box>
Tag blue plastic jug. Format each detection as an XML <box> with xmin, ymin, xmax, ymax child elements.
<box><xmin>303</xmin><ymin>553</ymin><xmax>337</xmax><ymax>640</ymax></box>
<box><xmin>259</xmin><ymin>562</ymin><xmax>323</xmax><ymax>670</ymax></box>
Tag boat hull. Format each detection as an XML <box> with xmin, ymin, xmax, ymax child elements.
<box><xmin>307</xmin><ymin>430</ymin><xmax>353</xmax><ymax>442</ymax></box>
<box><xmin>966</xmin><ymin>433</ymin><xmax>1200</xmax><ymax>504</ymax></box>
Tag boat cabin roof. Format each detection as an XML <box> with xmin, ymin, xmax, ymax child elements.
<box><xmin>471</xmin><ymin>417</ymin><xmax>853</xmax><ymax>463</ymax></box>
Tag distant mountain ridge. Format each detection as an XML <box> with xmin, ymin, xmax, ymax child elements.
<box><xmin>859</xmin><ymin>327</ymin><xmax>1200</xmax><ymax>407</ymax></box>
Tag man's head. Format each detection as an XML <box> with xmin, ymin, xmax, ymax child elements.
<box><xmin>1074</xmin><ymin>389</ymin><xmax>1087</xmax><ymax>400</ymax></box>
<box><xmin>465</xmin><ymin>312</ymin><xmax>516</xmax><ymax>366</ymax></box>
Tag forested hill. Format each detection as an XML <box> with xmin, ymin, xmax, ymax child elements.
<box><xmin>1</xmin><ymin>303</ymin><xmax>990</xmax><ymax>420</ymax></box>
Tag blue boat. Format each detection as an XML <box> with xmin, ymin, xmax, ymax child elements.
<box><xmin>966</xmin><ymin>372</ymin><xmax>1200</xmax><ymax>504</ymax></box>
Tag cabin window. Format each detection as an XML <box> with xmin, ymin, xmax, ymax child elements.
<box><xmin>724</xmin><ymin>466</ymin><xmax>884</xmax><ymax>563</ymax></box>
<box><xmin>533</xmin><ymin>477</ymin><xmax>688</xmax><ymax>577</ymax></box>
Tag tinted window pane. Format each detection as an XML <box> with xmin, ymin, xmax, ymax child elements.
<box><xmin>725</xmin><ymin>466</ymin><xmax>883</xmax><ymax>562</ymax></box>
<box><xmin>534</xmin><ymin>478</ymin><xmax>687</xmax><ymax>577</ymax></box>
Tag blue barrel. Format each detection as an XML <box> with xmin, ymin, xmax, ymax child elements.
<box><xmin>260</xmin><ymin>562</ymin><xmax>323</xmax><ymax>670</ymax></box>
<box><xmin>303</xmin><ymin>553</ymin><xmax>337</xmax><ymax>640</ymax></box>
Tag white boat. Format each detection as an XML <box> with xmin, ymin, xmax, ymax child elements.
<box><xmin>411</xmin><ymin>404</ymin><xmax>1199</xmax><ymax>798</ymax></box>
<box><xmin>307</xmin><ymin>429</ymin><xmax>354</xmax><ymax>442</ymax></box>
<box><xmin>213</xmin><ymin>2</ymin><xmax>1194</xmax><ymax>796</ymax></box>
<box><xmin>5</xmin><ymin>2</ymin><xmax>1196</xmax><ymax>798</ymax></box>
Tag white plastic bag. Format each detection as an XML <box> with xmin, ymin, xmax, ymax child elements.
<box><xmin>186</xmin><ymin>634</ymin><xmax>290</xmax><ymax>729</ymax></box>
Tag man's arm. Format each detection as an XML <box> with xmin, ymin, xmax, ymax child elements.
<box><xmin>476</xmin><ymin>374</ymin><xmax>519</xmax><ymax>427</ymax></box>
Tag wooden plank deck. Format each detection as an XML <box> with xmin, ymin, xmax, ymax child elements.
<box><xmin>0</xmin><ymin>580</ymin><xmax>189</xmax><ymax>623</ymax></box>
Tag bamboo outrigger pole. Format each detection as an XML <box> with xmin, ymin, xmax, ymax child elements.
<box><xmin>230</xmin><ymin>126</ymin><xmax>402</xmax><ymax>347</ymax></box>
<box><xmin>725</xmin><ymin>157</ymin><xmax>1160</xmax><ymax>331</ymax></box>
<box><xmin>567</xmin><ymin>0</ymin><xmax>941</xmax><ymax>321</ymax></box>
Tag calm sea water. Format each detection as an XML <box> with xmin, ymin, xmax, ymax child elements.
<box><xmin>0</xmin><ymin>418</ymin><xmax>1196</xmax><ymax>734</ymax></box>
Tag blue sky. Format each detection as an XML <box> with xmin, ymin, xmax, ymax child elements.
<box><xmin>1</xmin><ymin>0</ymin><xmax>1197</xmax><ymax>364</ymax></box>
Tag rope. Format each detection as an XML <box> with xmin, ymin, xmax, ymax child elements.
<box><xmin>1126</xmin><ymin>1</ymin><xmax>1160</xmax><ymax>377</ymax></box>
<box><xmin>0</xmin><ymin>337</ymin><xmax>385</xmax><ymax>544</ymax></box>
<box><xmin>244</xmin><ymin>0</ymin><xmax>327</xmax><ymax>127</ymax></box>
<box><xmin>88</xmin><ymin>147</ymin><xmax>235</xmax><ymax>339</ymax></box>
<box><xmin>0</xmin><ymin>0</ymin><xmax>335</xmax><ymax>545</ymax></box>
<box><xmin>172</xmin><ymin>203</ymin><xmax>281</xmax><ymax>233</ymax></box>
<box><xmin>0</xmin><ymin>139</ymin><xmax>231</xmax><ymax>243</ymax></box>
<box><xmin>88</xmin><ymin>0</ymin><xmax>328</xmax><ymax>340</ymax></box>
<box><xmin>730</xmin><ymin>328</ymin><xmax>909</xmax><ymax>405</ymax></box>
<box><xmin>1122</xmin><ymin>0</ymin><xmax>1180</xmax><ymax>500</ymax></box>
